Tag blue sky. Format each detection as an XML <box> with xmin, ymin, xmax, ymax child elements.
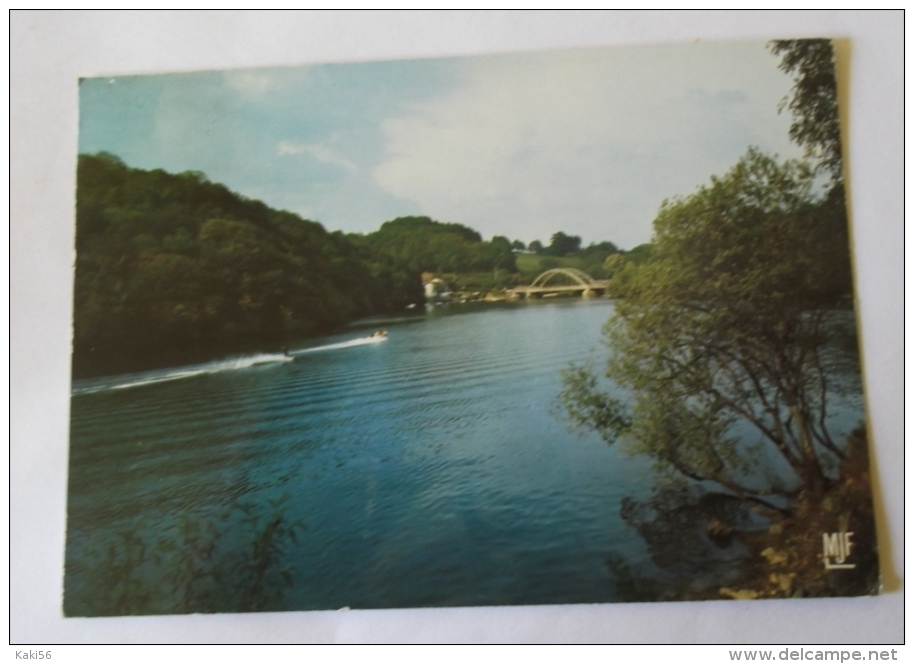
<box><xmin>79</xmin><ymin>41</ymin><xmax>802</xmax><ymax>250</ymax></box>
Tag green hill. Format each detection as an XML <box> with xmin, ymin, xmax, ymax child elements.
<box><xmin>73</xmin><ymin>153</ymin><xmax>422</xmax><ymax>377</ymax></box>
<box><xmin>359</xmin><ymin>216</ymin><xmax>517</xmax><ymax>275</ymax></box>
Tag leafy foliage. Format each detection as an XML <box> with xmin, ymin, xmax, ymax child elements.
<box><xmin>359</xmin><ymin>216</ymin><xmax>517</xmax><ymax>275</ymax></box>
<box><xmin>562</xmin><ymin>42</ymin><xmax>873</xmax><ymax>600</ymax></box>
<box><xmin>73</xmin><ymin>495</ymin><xmax>304</xmax><ymax>616</ymax></box>
<box><xmin>543</xmin><ymin>231</ymin><xmax>582</xmax><ymax>257</ymax></box>
<box><xmin>769</xmin><ymin>39</ymin><xmax>843</xmax><ymax>180</ymax></box>
<box><xmin>562</xmin><ymin>149</ymin><xmax>857</xmax><ymax>507</ymax></box>
<box><xmin>623</xmin><ymin>243</ymin><xmax>654</xmax><ymax>265</ymax></box>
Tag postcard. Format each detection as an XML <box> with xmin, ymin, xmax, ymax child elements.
<box><xmin>64</xmin><ymin>38</ymin><xmax>879</xmax><ymax>617</ymax></box>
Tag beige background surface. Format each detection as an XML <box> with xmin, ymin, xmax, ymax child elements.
<box><xmin>10</xmin><ymin>10</ymin><xmax>904</xmax><ymax>644</ymax></box>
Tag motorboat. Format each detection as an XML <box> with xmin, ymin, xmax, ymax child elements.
<box><xmin>369</xmin><ymin>330</ymin><xmax>388</xmax><ymax>338</ymax></box>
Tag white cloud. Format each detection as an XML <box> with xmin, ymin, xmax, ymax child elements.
<box><xmin>278</xmin><ymin>141</ymin><xmax>358</xmax><ymax>173</ymax></box>
<box><xmin>372</xmin><ymin>44</ymin><xmax>801</xmax><ymax>248</ymax></box>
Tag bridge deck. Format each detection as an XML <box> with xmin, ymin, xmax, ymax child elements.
<box><xmin>508</xmin><ymin>268</ymin><xmax>609</xmax><ymax>299</ymax></box>
<box><xmin>510</xmin><ymin>280</ymin><xmax>609</xmax><ymax>297</ymax></box>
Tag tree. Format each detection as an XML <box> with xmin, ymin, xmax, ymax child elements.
<box><xmin>577</xmin><ymin>241</ymin><xmax>621</xmax><ymax>278</ymax></box>
<box><xmin>545</xmin><ymin>231</ymin><xmax>582</xmax><ymax>257</ymax></box>
<box><xmin>624</xmin><ymin>243</ymin><xmax>654</xmax><ymax>265</ymax></box>
<box><xmin>528</xmin><ymin>240</ymin><xmax>544</xmax><ymax>254</ymax></box>
<box><xmin>581</xmin><ymin>240</ymin><xmax>619</xmax><ymax>256</ymax></box>
<box><xmin>365</xmin><ymin>216</ymin><xmax>516</xmax><ymax>275</ymax></box>
<box><xmin>490</xmin><ymin>235</ymin><xmax>512</xmax><ymax>250</ymax></box>
<box><xmin>602</xmin><ymin>252</ymin><xmax>628</xmax><ymax>280</ymax></box>
<box><xmin>562</xmin><ymin>149</ymin><xmax>855</xmax><ymax>511</ymax></box>
<box><xmin>511</xmin><ymin>239</ymin><xmax>526</xmax><ymax>252</ymax></box>
<box><xmin>769</xmin><ymin>39</ymin><xmax>842</xmax><ymax>181</ymax></box>
<box><xmin>769</xmin><ymin>38</ymin><xmax>852</xmax><ymax>301</ymax></box>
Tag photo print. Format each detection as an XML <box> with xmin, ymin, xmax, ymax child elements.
<box><xmin>65</xmin><ymin>38</ymin><xmax>879</xmax><ymax>616</ymax></box>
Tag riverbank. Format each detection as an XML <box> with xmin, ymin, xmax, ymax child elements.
<box><xmin>72</xmin><ymin>291</ymin><xmax>609</xmax><ymax>379</ymax></box>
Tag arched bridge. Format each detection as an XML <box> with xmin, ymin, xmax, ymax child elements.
<box><xmin>510</xmin><ymin>268</ymin><xmax>609</xmax><ymax>299</ymax></box>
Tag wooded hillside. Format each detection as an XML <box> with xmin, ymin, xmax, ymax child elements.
<box><xmin>73</xmin><ymin>153</ymin><xmax>423</xmax><ymax>377</ymax></box>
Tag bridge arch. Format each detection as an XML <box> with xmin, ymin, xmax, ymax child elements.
<box><xmin>529</xmin><ymin>267</ymin><xmax>597</xmax><ymax>289</ymax></box>
<box><xmin>509</xmin><ymin>267</ymin><xmax>607</xmax><ymax>299</ymax></box>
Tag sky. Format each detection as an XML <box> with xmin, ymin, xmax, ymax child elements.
<box><xmin>79</xmin><ymin>41</ymin><xmax>804</xmax><ymax>250</ymax></box>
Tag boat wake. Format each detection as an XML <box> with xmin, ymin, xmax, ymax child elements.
<box><xmin>73</xmin><ymin>335</ymin><xmax>387</xmax><ymax>395</ymax></box>
<box><xmin>72</xmin><ymin>352</ymin><xmax>294</xmax><ymax>395</ymax></box>
<box><xmin>293</xmin><ymin>335</ymin><xmax>387</xmax><ymax>355</ymax></box>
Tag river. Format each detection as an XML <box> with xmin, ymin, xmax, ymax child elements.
<box><xmin>64</xmin><ymin>298</ymin><xmax>864</xmax><ymax>614</ymax></box>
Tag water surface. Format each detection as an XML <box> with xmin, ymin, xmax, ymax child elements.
<box><xmin>67</xmin><ymin>299</ymin><xmax>666</xmax><ymax>613</ymax></box>
<box><xmin>65</xmin><ymin>299</ymin><xmax>865</xmax><ymax>614</ymax></box>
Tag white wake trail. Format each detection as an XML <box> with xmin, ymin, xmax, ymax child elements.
<box><xmin>293</xmin><ymin>335</ymin><xmax>387</xmax><ymax>355</ymax></box>
<box><xmin>72</xmin><ymin>352</ymin><xmax>294</xmax><ymax>395</ymax></box>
